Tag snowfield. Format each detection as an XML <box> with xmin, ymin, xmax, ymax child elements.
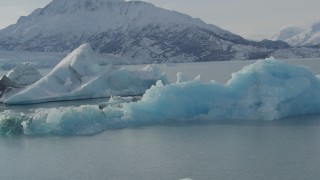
<box><xmin>1</xmin><ymin>58</ymin><xmax>320</xmax><ymax>135</ymax></box>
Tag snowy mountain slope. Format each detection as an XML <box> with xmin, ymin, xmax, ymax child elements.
<box><xmin>273</xmin><ymin>21</ymin><xmax>320</xmax><ymax>47</ymax></box>
<box><xmin>272</xmin><ymin>26</ymin><xmax>305</xmax><ymax>42</ymax></box>
<box><xmin>0</xmin><ymin>0</ymin><xmax>288</xmax><ymax>62</ymax></box>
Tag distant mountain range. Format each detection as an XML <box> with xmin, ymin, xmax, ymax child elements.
<box><xmin>270</xmin><ymin>21</ymin><xmax>320</xmax><ymax>59</ymax></box>
<box><xmin>0</xmin><ymin>0</ymin><xmax>318</xmax><ymax>63</ymax></box>
<box><xmin>273</xmin><ymin>21</ymin><xmax>320</xmax><ymax>47</ymax></box>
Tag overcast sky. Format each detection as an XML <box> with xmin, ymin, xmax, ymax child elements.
<box><xmin>0</xmin><ymin>0</ymin><xmax>319</xmax><ymax>40</ymax></box>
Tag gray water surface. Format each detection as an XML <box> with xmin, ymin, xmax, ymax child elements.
<box><xmin>1</xmin><ymin>116</ymin><xmax>320</xmax><ymax>180</ymax></box>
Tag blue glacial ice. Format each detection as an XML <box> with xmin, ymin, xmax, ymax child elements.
<box><xmin>1</xmin><ymin>58</ymin><xmax>320</xmax><ymax>135</ymax></box>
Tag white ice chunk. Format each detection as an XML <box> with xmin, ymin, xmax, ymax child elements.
<box><xmin>4</xmin><ymin>44</ymin><xmax>168</xmax><ymax>104</ymax></box>
<box><xmin>6</xmin><ymin>64</ymin><xmax>42</xmax><ymax>86</ymax></box>
<box><xmin>176</xmin><ymin>72</ymin><xmax>190</xmax><ymax>83</ymax></box>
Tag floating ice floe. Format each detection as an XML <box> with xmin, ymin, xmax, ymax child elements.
<box><xmin>1</xmin><ymin>58</ymin><xmax>320</xmax><ymax>135</ymax></box>
<box><xmin>4</xmin><ymin>44</ymin><xmax>168</xmax><ymax>104</ymax></box>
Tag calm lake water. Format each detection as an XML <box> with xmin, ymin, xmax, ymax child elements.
<box><xmin>1</xmin><ymin>59</ymin><xmax>320</xmax><ymax>180</ymax></box>
<box><xmin>1</xmin><ymin>116</ymin><xmax>320</xmax><ymax>180</ymax></box>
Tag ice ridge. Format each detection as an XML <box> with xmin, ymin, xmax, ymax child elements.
<box><xmin>4</xmin><ymin>44</ymin><xmax>168</xmax><ymax>104</ymax></box>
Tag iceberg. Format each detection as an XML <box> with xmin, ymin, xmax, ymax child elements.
<box><xmin>6</xmin><ymin>64</ymin><xmax>42</xmax><ymax>86</ymax></box>
<box><xmin>0</xmin><ymin>64</ymin><xmax>42</xmax><ymax>101</ymax></box>
<box><xmin>1</xmin><ymin>58</ymin><xmax>320</xmax><ymax>135</ymax></box>
<box><xmin>0</xmin><ymin>111</ymin><xmax>25</xmax><ymax>135</ymax></box>
<box><xmin>4</xmin><ymin>44</ymin><xmax>168</xmax><ymax>105</ymax></box>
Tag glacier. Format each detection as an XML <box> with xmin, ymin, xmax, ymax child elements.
<box><xmin>1</xmin><ymin>58</ymin><xmax>320</xmax><ymax>135</ymax></box>
<box><xmin>4</xmin><ymin>44</ymin><xmax>168</xmax><ymax>105</ymax></box>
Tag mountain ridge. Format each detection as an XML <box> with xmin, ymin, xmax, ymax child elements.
<box><xmin>0</xmin><ymin>0</ymin><xmax>289</xmax><ymax>63</ymax></box>
<box><xmin>273</xmin><ymin>21</ymin><xmax>320</xmax><ymax>47</ymax></box>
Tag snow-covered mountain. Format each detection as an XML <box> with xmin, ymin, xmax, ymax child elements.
<box><xmin>0</xmin><ymin>0</ymin><xmax>289</xmax><ymax>63</ymax></box>
<box><xmin>273</xmin><ymin>21</ymin><xmax>320</xmax><ymax>47</ymax></box>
